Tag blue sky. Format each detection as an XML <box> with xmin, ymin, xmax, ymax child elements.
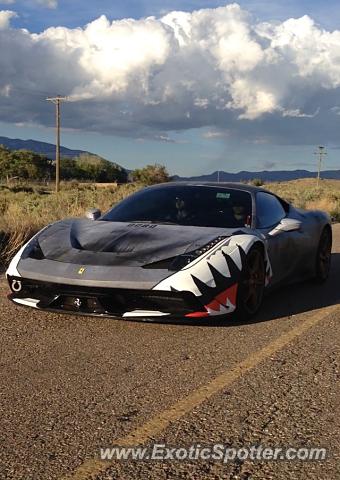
<box><xmin>9</xmin><ymin>0</ymin><xmax>340</xmax><ymax>32</ymax></box>
<box><xmin>1</xmin><ymin>1</ymin><xmax>340</xmax><ymax>175</ymax></box>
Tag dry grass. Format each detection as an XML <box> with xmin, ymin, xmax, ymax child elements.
<box><xmin>0</xmin><ymin>182</ymin><xmax>142</xmax><ymax>265</ymax></box>
<box><xmin>1</xmin><ymin>178</ymin><xmax>340</xmax><ymax>266</ymax></box>
<box><xmin>266</xmin><ymin>178</ymin><xmax>340</xmax><ymax>220</ymax></box>
<box><xmin>77</xmin><ymin>182</ymin><xmax>118</xmax><ymax>188</ymax></box>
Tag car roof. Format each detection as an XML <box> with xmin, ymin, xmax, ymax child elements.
<box><xmin>148</xmin><ymin>181</ymin><xmax>268</xmax><ymax>194</ymax></box>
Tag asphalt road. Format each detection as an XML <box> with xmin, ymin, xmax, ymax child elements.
<box><xmin>1</xmin><ymin>226</ymin><xmax>339</xmax><ymax>480</ymax></box>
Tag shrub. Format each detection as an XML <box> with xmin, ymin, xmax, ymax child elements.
<box><xmin>131</xmin><ymin>164</ymin><xmax>170</xmax><ymax>185</ymax></box>
<box><xmin>251</xmin><ymin>178</ymin><xmax>264</xmax><ymax>187</ymax></box>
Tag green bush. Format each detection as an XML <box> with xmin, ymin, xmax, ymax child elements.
<box><xmin>131</xmin><ymin>164</ymin><xmax>170</xmax><ymax>185</ymax></box>
<box><xmin>0</xmin><ymin>145</ymin><xmax>128</xmax><ymax>184</ymax></box>
<box><xmin>251</xmin><ymin>178</ymin><xmax>264</xmax><ymax>187</ymax></box>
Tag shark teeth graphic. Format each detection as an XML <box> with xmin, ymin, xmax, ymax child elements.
<box><xmin>205</xmin><ymin>284</ymin><xmax>238</xmax><ymax>315</ymax></box>
<box><xmin>206</xmin><ymin>300</ymin><xmax>235</xmax><ymax>316</ymax></box>
<box><xmin>191</xmin><ymin>246</ymin><xmax>244</xmax><ymax>307</ymax></box>
<box><xmin>154</xmin><ymin>239</ymin><xmax>273</xmax><ymax>317</ymax></box>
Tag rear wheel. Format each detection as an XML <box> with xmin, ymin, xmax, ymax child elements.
<box><xmin>236</xmin><ymin>246</ymin><xmax>265</xmax><ymax>320</ymax></box>
<box><xmin>315</xmin><ymin>227</ymin><xmax>332</xmax><ymax>283</ymax></box>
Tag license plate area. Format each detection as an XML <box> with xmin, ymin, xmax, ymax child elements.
<box><xmin>55</xmin><ymin>295</ymin><xmax>108</xmax><ymax>314</ymax></box>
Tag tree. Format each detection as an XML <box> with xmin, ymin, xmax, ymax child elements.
<box><xmin>132</xmin><ymin>164</ymin><xmax>170</xmax><ymax>185</ymax></box>
<box><xmin>251</xmin><ymin>178</ymin><xmax>264</xmax><ymax>187</ymax></box>
<box><xmin>60</xmin><ymin>157</ymin><xmax>83</xmax><ymax>180</ymax></box>
<box><xmin>0</xmin><ymin>146</ymin><xmax>128</xmax><ymax>183</ymax></box>
<box><xmin>75</xmin><ymin>154</ymin><xmax>128</xmax><ymax>183</ymax></box>
<box><xmin>0</xmin><ymin>145</ymin><xmax>51</xmax><ymax>182</ymax></box>
<box><xmin>13</xmin><ymin>150</ymin><xmax>52</xmax><ymax>180</ymax></box>
<box><xmin>0</xmin><ymin>145</ymin><xmax>14</xmax><ymax>182</ymax></box>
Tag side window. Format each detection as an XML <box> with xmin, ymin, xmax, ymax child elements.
<box><xmin>256</xmin><ymin>192</ymin><xmax>286</xmax><ymax>228</ymax></box>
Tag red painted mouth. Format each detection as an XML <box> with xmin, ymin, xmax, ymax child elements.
<box><xmin>185</xmin><ymin>283</ymin><xmax>238</xmax><ymax>318</ymax></box>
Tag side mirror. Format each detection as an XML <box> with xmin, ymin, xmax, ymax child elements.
<box><xmin>85</xmin><ymin>208</ymin><xmax>101</xmax><ymax>221</ymax></box>
<box><xmin>269</xmin><ymin>218</ymin><xmax>302</xmax><ymax>236</ymax></box>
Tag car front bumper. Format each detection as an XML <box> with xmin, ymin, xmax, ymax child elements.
<box><xmin>7</xmin><ymin>275</ymin><xmax>208</xmax><ymax>319</ymax></box>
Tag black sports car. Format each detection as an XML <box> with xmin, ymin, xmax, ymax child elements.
<box><xmin>7</xmin><ymin>182</ymin><xmax>332</xmax><ymax>320</ymax></box>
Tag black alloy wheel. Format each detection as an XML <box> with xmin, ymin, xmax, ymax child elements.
<box><xmin>237</xmin><ymin>246</ymin><xmax>265</xmax><ymax>319</ymax></box>
<box><xmin>315</xmin><ymin>227</ymin><xmax>332</xmax><ymax>283</ymax></box>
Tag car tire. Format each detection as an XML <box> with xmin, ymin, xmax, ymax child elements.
<box><xmin>236</xmin><ymin>245</ymin><xmax>265</xmax><ymax>320</ymax></box>
<box><xmin>315</xmin><ymin>227</ymin><xmax>332</xmax><ymax>283</ymax></box>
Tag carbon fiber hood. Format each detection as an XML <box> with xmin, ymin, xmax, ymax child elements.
<box><xmin>34</xmin><ymin>218</ymin><xmax>243</xmax><ymax>267</ymax></box>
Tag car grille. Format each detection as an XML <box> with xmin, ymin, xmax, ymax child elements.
<box><xmin>8</xmin><ymin>276</ymin><xmax>204</xmax><ymax>316</ymax></box>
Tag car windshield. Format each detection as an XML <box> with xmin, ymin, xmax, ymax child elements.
<box><xmin>101</xmin><ymin>185</ymin><xmax>253</xmax><ymax>229</ymax></box>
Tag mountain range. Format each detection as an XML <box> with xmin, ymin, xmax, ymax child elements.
<box><xmin>0</xmin><ymin>136</ymin><xmax>90</xmax><ymax>160</ymax></box>
<box><xmin>173</xmin><ymin>169</ymin><xmax>340</xmax><ymax>182</ymax></box>
<box><xmin>1</xmin><ymin>136</ymin><xmax>340</xmax><ymax>182</ymax></box>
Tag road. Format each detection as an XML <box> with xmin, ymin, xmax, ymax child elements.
<box><xmin>1</xmin><ymin>226</ymin><xmax>339</xmax><ymax>480</ymax></box>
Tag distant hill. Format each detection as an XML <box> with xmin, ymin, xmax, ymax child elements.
<box><xmin>0</xmin><ymin>136</ymin><xmax>92</xmax><ymax>160</ymax></box>
<box><xmin>172</xmin><ymin>169</ymin><xmax>340</xmax><ymax>182</ymax></box>
<box><xmin>1</xmin><ymin>137</ymin><xmax>339</xmax><ymax>182</ymax></box>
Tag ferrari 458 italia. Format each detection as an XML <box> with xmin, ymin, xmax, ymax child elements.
<box><xmin>7</xmin><ymin>182</ymin><xmax>332</xmax><ymax>320</ymax></box>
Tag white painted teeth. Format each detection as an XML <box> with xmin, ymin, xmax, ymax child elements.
<box><xmin>206</xmin><ymin>299</ymin><xmax>236</xmax><ymax>316</ymax></box>
<box><xmin>206</xmin><ymin>305</ymin><xmax>228</xmax><ymax>315</ymax></box>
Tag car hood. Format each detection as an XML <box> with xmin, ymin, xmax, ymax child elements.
<box><xmin>33</xmin><ymin>218</ymin><xmax>246</xmax><ymax>267</ymax></box>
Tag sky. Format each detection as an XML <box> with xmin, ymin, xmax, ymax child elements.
<box><xmin>1</xmin><ymin>1</ymin><xmax>340</xmax><ymax>175</ymax></box>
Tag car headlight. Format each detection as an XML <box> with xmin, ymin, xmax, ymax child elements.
<box><xmin>170</xmin><ymin>236</ymin><xmax>228</xmax><ymax>270</ymax></box>
<box><xmin>192</xmin><ymin>236</ymin><xmax>228</xmax><ymax>256</ymax></box>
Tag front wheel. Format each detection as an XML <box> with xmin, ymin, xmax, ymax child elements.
<box><xmin>315</xmin><ymin>227</ymin><xmax>332</xmax><ymax>283</ymax></box>
<box><xmin>236</xmin><ymin>246</ymin><xmax>265</xmax><ymax>320</ymax></box>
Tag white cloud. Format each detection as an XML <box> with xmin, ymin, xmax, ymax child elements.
<box><xmin>0</xmin><ymin>84</ymin><xmax>11</xmax><ymax>96</ymax></box>
<box><xmin>1</xmin><ymin>4</ymin><xmax>340</xmax><ymax>144</ymax></box>
<box><xmin>36</xmin><ymin>0</ymin><xmax>58</xmax><ymax>8</ymax></box>
<box><xmin>0</xmin><ymin>9</ymin><xmax>16</xmax><ymax>29</ymax></box>
<box><xmin>331</xmin><ymin>106</ymin><xmax>340</xmax><ymax>115</ymax></box>
<box><xmin>203</xmin><ymin>130</ymin><xmax>230</xmax><ymax>139</ymax></box>
<box><xmin>281</xmin><ymin>108</ymin><xmax>320</xmax><ymax>118</ymax></box>
<box><xmin>194</xmin><ymin>98</ymin><xmax>209</xmax><ymax>109</ymax></box>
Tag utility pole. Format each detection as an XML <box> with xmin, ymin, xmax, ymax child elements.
<box><xmin>217</xmin><ymin>170</ymin><xmax>220</xmax><ymax>183</ymax></box>
<box><xmin>46</xmin><ymin>96</ymin><xmax>69</xmax><ymax>192</ymax></box>
<box><xmin>314</xmin><ymin>146</ymin><xmax>327</xmax><ymax>187</ymax></box>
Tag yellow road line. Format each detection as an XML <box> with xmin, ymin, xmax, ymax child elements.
<box><xmin>61</xmin><ymin>305</ymin><xmax>339</xmax><ymax>480</ymax></box>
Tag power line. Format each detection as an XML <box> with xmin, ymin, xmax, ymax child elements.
<box><xmin>314</xmin><ymin>146</ymin><xmax>327</xmax><ymax>187</ymax></box>
<box><xmin>46</xmin><ymin>96</ymin><xmax>69</xmax><ymax>193</ymax></box>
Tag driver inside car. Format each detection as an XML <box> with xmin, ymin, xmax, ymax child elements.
<box><xmin>175</xmin><ymin>196</ymin><xmax>193</xmax><ymax>221</ymax></box>
<box><xmin>232</xmin><ymin>203</ymin><xmax>250</xmax><ymax>227</ymax></box>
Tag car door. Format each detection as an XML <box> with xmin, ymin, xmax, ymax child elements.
<box><xmin>255</xmin><ymin>192</ymin><xmax>307</xmax><ymax>286</ymax></box>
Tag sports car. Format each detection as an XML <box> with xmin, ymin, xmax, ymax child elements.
<box><xmin>7</xmin><ymin>182</ymin><xmax>332</xmax><ymax>320</ymax></box>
